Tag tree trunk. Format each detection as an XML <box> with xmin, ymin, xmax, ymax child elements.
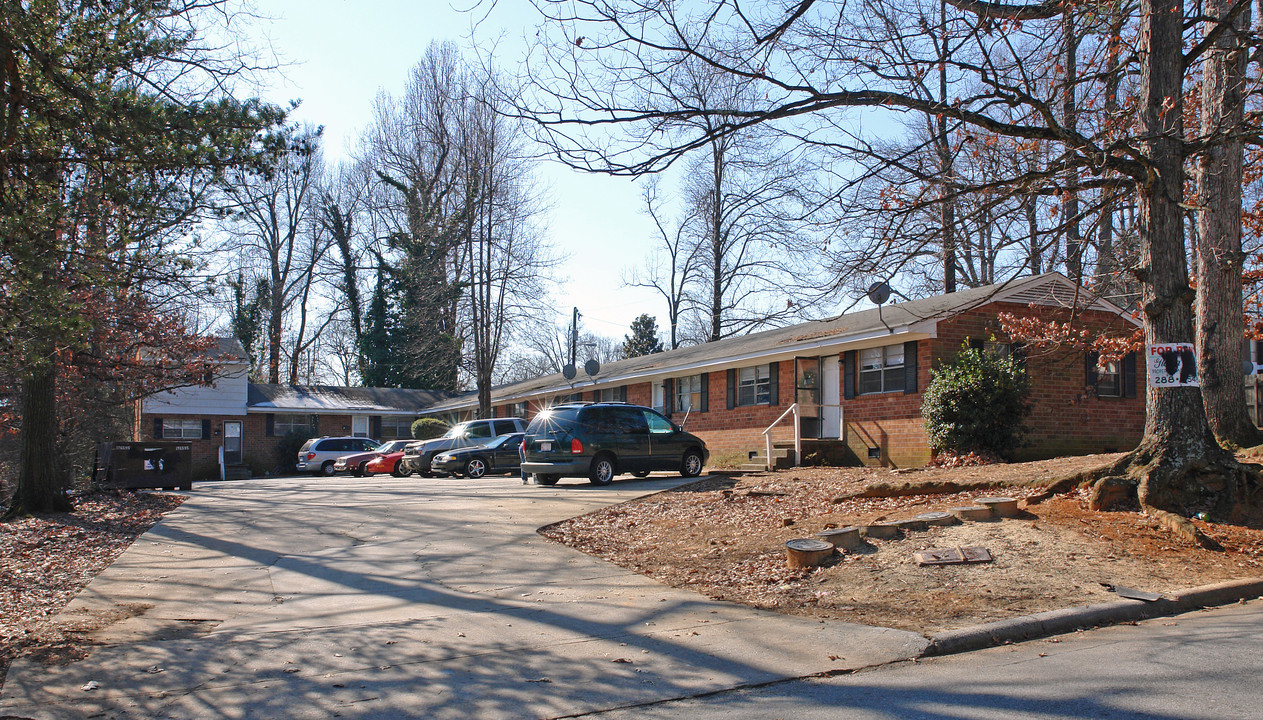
<box><xmin>1195</xmin><ymin>0</ymin><xmax>1260</xmax><ymax>447</ymax></box>
<box><xmin>1114</xmin><ymin>0</ymin><xmax>1253</xmax><ymax>521</ymax></box>
<box><xmin>9</xmin><ymin>353</ymin><xmax>71</xmax><ymax>516</ymax></box>
<box><xmin>1062</xmin><ymin>12</ymin><xmax>1083</xmax><ymax>282</ymax></box>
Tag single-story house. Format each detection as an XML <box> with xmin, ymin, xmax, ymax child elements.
<box><xmin>137</xmin><ymin>342</ymin><xmax>451</xmax><ymax>478</ymax></box>
<box><xmin>425</xmin><ymin>272</ymin><xmax>1145</xmax><ymax>467</ymax></box>
<box><xmin>137</xmin><ymin>272</ymin><xmax>1145</xmax><ymax>479</ymax></box>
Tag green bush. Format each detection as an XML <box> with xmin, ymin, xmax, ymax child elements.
<box><xmin>922</xmin><ymin>340</ymin><xmax>1031</xmax><ymax>459</ymax></box>
<box><xmin>273</xmin><ymin>431</ymin><xmax>312</xmax><ymax>475</ymax></box>
<box><xmin>411</xmin><ymin>417</ymin><xmax>449</xmax><ymax>440</ymax></box>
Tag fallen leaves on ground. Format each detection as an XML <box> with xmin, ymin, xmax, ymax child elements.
<box><xmin>0</xmin><ymin>491</ymin><xmax>183</xmax><ymax>681</ymax></box>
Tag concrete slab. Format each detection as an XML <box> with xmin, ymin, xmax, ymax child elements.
<box><xmin>0</xmin><ymin>474</ymin><xmax>928</xmax><ymax>719</ymax></box>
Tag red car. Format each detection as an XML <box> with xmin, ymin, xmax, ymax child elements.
<box><xmin>336</xmin><ymin>439</ymin><xmax>412</xmax><ymax>477</ymax></box>
<box><xmin>365</xmin><ymin>444</ymin><xmax>411</xmax><ymax>477</ymax></box>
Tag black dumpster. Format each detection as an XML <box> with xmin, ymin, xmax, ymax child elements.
<box><xmin>95</xmin><ymin>441</ymin><xmax>193</xmax><ymax>491</ymax></box>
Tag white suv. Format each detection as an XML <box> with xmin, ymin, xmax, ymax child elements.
<box><xmin>297</xmin><ymin>436</ymin><xmax>380</xmax><ymax>476</ymax></box>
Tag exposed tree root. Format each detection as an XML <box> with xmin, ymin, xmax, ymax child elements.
<box><xmin>1037</xmin><ymin>441</ymin><xmax>1263</xmax><ymax>550</ymax></box>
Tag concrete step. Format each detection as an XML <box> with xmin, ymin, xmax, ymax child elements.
<box><xmin>223</xmin><ymin>466</ymin><xmax>252</xmax><ymax>481</ymax></box>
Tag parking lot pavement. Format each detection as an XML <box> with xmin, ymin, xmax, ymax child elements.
<box><xmin>0</xmin><ymin>473</ymin><xmax>928</xmax><ymax>720</ymax></box>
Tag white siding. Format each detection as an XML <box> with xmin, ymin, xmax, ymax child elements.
<box><xmin>143</xmin><ymin>363</ymin><xmax>248</xmax><ymax>416</ymax></box>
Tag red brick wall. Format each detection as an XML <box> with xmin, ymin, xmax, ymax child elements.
<box><xmin>929</xmin><ymin>303</ymin><xmax>1145</xmax><ymax>461</ymax></box>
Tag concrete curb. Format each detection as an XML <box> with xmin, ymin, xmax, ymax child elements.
<box><xmin>924</xmin><ymin>577</ymin><xmax>1263</xmax><ymax>656</ymax></box>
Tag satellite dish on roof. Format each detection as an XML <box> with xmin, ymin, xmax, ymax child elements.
<box><xmin>584</xmin><ymin>359</ymin><xmax>601</xmax><ymax>377</ymax></box>
<box><xmin>867</xmin><ymin>281</ymin><xmax>892</xmax><ymax>306</ymax></box>
<box><xmin>562</xmin><ymin>364</ymin><xmax>577</xmax><ymax>380</ymax></box>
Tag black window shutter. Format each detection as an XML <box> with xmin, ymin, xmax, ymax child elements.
<box><xmin>904</xmin><ymin>340</ymin><xmax>919</xmax><ymax>394</ymax></box>
<box><xmin>1012</xmin><ymin>341</ymin><xmax>1028</xmax><ymax>370</ymax></box>
<box><xmin>153</xmin><ymin>418</ymin><xmax>163</xmax><ymax>439</ymax></box>
<box><xmin>1085</xmin><ymin>352</ymin><xmax>1100</xmax><ymax>389</ymax></box>
<box><xmin>1123</xmin><ymin>352</ymin><xmax>1137</xmax><ymax>398</ymax></box>
<box><xmin>699</xmin><ymin>373</ymin><xmax>709</xmax><ymax>412</ymax></box>
<box><xmin>843</xmin><ymin>351</ymin><xmax>856</xmax><ymax>400</ymax></box>
<box><xmin>265</xmin><ymin>414</ymin><xmax>274</xmax><ymax>437</ymax></box>
<box><xmin>371</xmin><ymin>416</ymin><xmax>382</xmax><ymax>438</ymax></box>
<box><xmin>726</xmin><ymin>370</ymin><xmax>736</xmax><ymax>409</ymax></box>
<box><xmin>664</xmin><ymin>378</ymin><xmax>675</xmax><ymax>416</ymax></box>
<box><xmin>201</xmin><ymin>419</ymin><xmax>212</xmax><ymax>439</ymax></box>
<box><xmin>310</xmin><ymin>415</ymin><xmax>319</xmax><ymax>435</ymax></box>
<box><xmin>619</xmin><ymin>385</ymin><xmax>627</xmax><ymax>402</ymax></box>
<box><xmin>768</xmin><ymin>362</ymin><xmax>779</xmax><ymax>405</ymax></box>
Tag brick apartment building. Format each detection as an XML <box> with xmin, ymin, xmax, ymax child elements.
<box><xmin>138</xmin><ymin>273</ymin><xmax>1145</xmax><ymax>479</ymax></box>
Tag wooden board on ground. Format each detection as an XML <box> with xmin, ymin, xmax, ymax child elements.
<box><xmin>913</xmin><ymin>546</ymin><xmax>993</xmax><ymax>566</ymax></box>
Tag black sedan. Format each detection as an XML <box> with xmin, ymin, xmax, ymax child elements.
<box><xmin>430</xmin><ymin>433</ymin><xmax>524</xmax><ymax>479</ymax></box>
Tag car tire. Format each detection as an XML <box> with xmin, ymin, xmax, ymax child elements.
<box><xmin>320</xmin><ymin>461</ymin><xmax>337</xmax><ymax>476</ymax></box>
<box><xmin>391</xmin><ymin>460</ymin><xmax>406</xmax><ymax>478</ymax></box>
<box><xmin>631</xmin><ymin>471</ymin><xmax>651</xmax><ymax>478</ymax></box>
<box><xmin>465</xmin><ymin>457</ymin><xmax>488</xmax><ymax>479</ymax></box>
<box><xmin>588</xmin><ymin>455</ymin><xmax>616</xmax><ymax>485</ymax></box>
<box><xmin>534</xmin><ymin>473</ymin><xmax>560</xmax><ymax>486</ymax></box>
<box><xmin>353</xmin><ymin>462</ymin><xmax>367</xmax><ymax>477</ymax></box>
<box><xmin>680</xmin><ymin>449</ymin><xmax>704</xmax><ymax>478</ymax></box>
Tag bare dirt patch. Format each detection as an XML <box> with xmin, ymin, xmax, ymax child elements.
<box><xmin>0</xmin><ymin>492</ymin><xmax>183</xmax><ymax>681</ymax></box>
<box><xmin>541</xmin><ymin>454</ymin><xmax>1263</xmax><ymax>635</ymax></box>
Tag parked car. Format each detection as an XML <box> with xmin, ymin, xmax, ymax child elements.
<box><xmin>365</xmin><ymin>447</ymin><xmax>409</xmax><ymax>477</ymax></box>
<box><xmin>334</xmin><ymin>439</ymin><xmax>413</xmax><ymax>477</ymax></box>
<box><xmin>520</xmin><ymin>403</ymin><xmax>708</xmax><ymax>486</ymax></box>
<box><xmin>296</xmin><ymin>436</ymin><xmax>381</xmax><ymax>476</ymax></box>
<box><xmin>400</xmin><ymin>418</ymin><xmax>527</xmax><ymax>476</ymax></box>
<box><xmin>430</xmin><ymin>433</ymin><xmax>525</xmax><ymax>478</ymax></box>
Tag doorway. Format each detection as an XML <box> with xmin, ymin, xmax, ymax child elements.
<box><xmin>223</xmin><ymin>421</ymin><xmax>243</xmax><ymax>465</ymax></box>
<box><xmin>821</xmin><ymin>355</ymin><xmax>841</xmax><ymax>438</ymax></box>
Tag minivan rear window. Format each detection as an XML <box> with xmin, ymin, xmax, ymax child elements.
<box><xmin>525</xmin><ymin>407</ymin><xmax>582</xmax><ymax>435</ymax></box>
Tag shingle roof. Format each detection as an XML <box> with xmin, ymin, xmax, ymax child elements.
<box><xmin>247</xmin><ymin>384</ymin><xmax>454</xmax><ymax>414</ymax></box>
<box><xmin>421</xmin><ymin>272</ymin><xmax>1128</xmax><ymax>414</ymax></box>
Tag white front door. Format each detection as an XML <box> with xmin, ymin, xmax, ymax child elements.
<box><xmin>352</xmin><ymin>415</ymin><xmax>369</xmax><ymax>437</ymax></box>
<box><xmin>223</xmin><ymin>421</ymin><xmax>243</xmax><ymax>465</ymax></box>
<box><xmin>821</xmin><ymin>355</ymin><xmax>841</xmax><ymax>438</ymax></box>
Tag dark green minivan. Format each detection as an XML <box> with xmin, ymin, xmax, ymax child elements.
<box><xmin>520</xmin><ymin>403</ymin><xmax>709</xmax><ymax>486</ymax></box>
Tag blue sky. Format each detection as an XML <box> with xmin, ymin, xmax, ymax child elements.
<box><xmin>251</xmin><ymin>0</ymin><xmax>665</xmax><ymax>341</ymax></box>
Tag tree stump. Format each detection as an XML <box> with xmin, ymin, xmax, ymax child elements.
<box><xmin>916</xmin><ymin>511</ymin><xmax>959</xmax><ymax>526</ymax></box>
<box><xmin>949</xmin><ymin>505</ymin><xmax>992</xmax><ymax>522</ymax></box>
<box><xmin>862</xmin><ymin>522</ymin><xmax>902</xmax><ymax>539</ymax></box>
<box><xmin>976</xmin><ymin>496</ymin><xmax>1020</xmax><ymax>517</ymax></box>
<box><xmin>817</xmin><ymin>526</ymin><xmax>863</xmax><ymax>550</ymax></box>
<box><xmin>785</xmin><ymin>539</ymin><xmax>834</xmax><ymax>568</ymax></box>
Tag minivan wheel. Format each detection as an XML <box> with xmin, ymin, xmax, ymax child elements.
<box><xmin>631</xmin><ymin>471</ymin><xmax>651</xmax><ymax>478</ymax></box>
<box><xmin>465</xmin><ymin>457</ymin><xmax>488</xmax><ymax>479</ymax></box>
<box><xmin>589</xmin><ymin>455</ymin><xmax>616</xmax><ymax>485</ymax></box>
<box><xmin>534</xmin><ymin>473</ymin><xmax>560</xmax><ymax>486</ymax></box>
<box><xmin>680</xmin><ymin>449</ymin><xmax>704</xmax><ymax>478</ymax></box>
<box><xmin>320</xmin><ymin>461</ymin><xmax>337</xmax><ymax>476</ymax></box>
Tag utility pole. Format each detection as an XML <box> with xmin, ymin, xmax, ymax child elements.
<box><xmin>570</xmin><ymin>307</ymin><xmax>581</xmax><ymax>368</ymax></box>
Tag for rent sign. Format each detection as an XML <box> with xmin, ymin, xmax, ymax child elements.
<box><xmin>1148</xmin><ymin>343</ymin><xmax>1199</xmax><ymax>387</ymax></box>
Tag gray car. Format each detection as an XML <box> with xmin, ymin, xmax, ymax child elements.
<box><xmin>399</xmin><ymin>418</ymin><xmax>526</xmax><ymax>476</ymax></box>
<box><xmin>296</xmin><ymin>436</ymin><xmax>380</xmax><ymax>475</ymax></box>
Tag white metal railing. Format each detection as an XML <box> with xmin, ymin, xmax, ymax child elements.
<box><xmin>761</xmin><ymin>403</ymin><xmax>846</xmax><ymax>471</ymax></box>
<box><xmin>762</xmin><ymin>403</ymin><xmax>801</xmax><ymax>471</ymax></box>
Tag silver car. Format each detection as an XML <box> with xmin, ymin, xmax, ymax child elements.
<box><xmin>296</xmin><ymin>436</ymin><xmax>380</xmax><ymax>476</ymax></box>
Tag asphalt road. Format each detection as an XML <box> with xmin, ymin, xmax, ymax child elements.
<box><xmin>582</xmin><ymin>600</ymin><xmax>1263</xmax><ymax>720</ymax></box>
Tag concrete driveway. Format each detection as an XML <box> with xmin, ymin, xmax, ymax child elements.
<box><xmin>0</xmin><ymin>473</ymin><xmax>927</xmax><ymax>719</ymax></box>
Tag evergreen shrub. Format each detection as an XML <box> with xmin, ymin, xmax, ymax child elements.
<box><xmin>922</xmin><ymin>340</ymin><xmax>1031</xmax><ymax>458</ymax></box>
<box><xmin>411</xmin><ymin>417</ymin><xmax>449</xmax><ymax>440</ymax></box>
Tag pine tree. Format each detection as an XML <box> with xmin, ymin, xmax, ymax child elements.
<box><xmin>622</xmin><ymin>314</ymin><xmax>665</xmax><ymax>358</ymax></box>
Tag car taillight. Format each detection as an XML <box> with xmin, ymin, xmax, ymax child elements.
<box><xmin>520</xmin><ymin>440</ymin><xmax>526</xmax><ymax>454</ymax></box>
<box><xmin>571</xmin><ymin>438</ymin><xmax>583</xmax><ymax>454</ymax></box>
<box><xmin>307</xmin><ymin>452</ymin><xmax>316</xmax><ymax>460</ymax></box>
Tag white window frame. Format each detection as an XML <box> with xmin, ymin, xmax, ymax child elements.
<box><xmin>1096</xmin><ymin>360</ymin><xmax>1123</xmax><ymax>397</ymax></box>
<box><xmin>675</xmin><ymin>374</ymin><xmax>702</xmax><ymax>412</ymax></box>
<box><xmin>859</xmin><ymin>345</ymin><xmax>905</xmax><ymax>395</ymax></box>
<box><xmin>737</xmin><ymin>365</ymin><xmax>772</xmax><ymax>406</ymax></box>
<box><xmin>651</xmin><ymin>381</ymin><xmax>666</xmax><ymax>413</ymax></box>
<box><xmin>274</xmin><ymin>414</ymin><xmax>313</xmax><ymax>436</ymax></box>
<box><xmin>162</xmin><ymin>418</ymin><xmax>202</xmax><ymax>439</ymax></box>
<box><xmin>380</xmin><ymin>416</ymin><xmax>416</xmax><ymax>438</ymax></box>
